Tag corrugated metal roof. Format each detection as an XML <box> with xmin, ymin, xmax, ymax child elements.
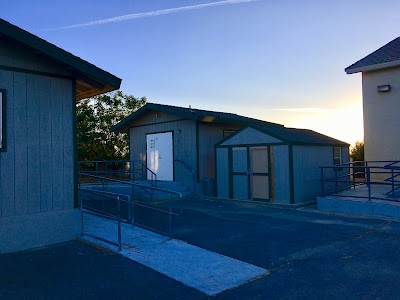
<box><xmin>112</xmin><ymin>103</ymin><xmax>284</xmax><ymax>133</ymax></box>
<box><xmin>345</xmin><ymin>37</ymin><xmax>400</xmax><ymax>74</ymax></box>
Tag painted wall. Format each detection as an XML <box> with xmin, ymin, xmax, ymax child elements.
<box><xmin>0</xmin><ymin>39</ymin><xmax>79</xmax><ymax>253</ymax></box>
<box><xmin>293</xmin><ymin>145</ymin><xmax>349</xmax><ymax>203</ymax></box>
<box><xmin>271</xmin><ymin>145</ymin><xmax>290</xmax><ymax>204</ymax></box>
<box><xmin>198</xmin><ymin>122</ymin><xmax>241</xmax><ymax>184</ymax></box>
<box><xmin>129</xmin><ymin>112</ymin><xmax>243</xmax><ymax>195</ymax></box>
<box><xmin>216</xmin><ymin>148</ymin><xmax>229</xmax><ymax>198</ymax></box>
<box><xmin>362</xmin><ymin>67</ymin><xmax>400</xmax><ymax>163</ymax></box>
<box><xmin>129</xmin><ymin>111</ymin><xmax>197</xmax><ymax>188</ymax></box>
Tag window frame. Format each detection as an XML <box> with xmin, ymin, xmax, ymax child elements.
<box><xmin>333</xmin><ymin>146</ymin><xmax>342</xmax><ymax>165</ymax></box>
<box><xmin>0</xmin><ymin>89</ymin><xmax>5</xmax><ymax>152</ymax></box>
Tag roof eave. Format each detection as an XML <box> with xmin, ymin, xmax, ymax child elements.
<box><xmin>345</xmin><ymin>59</ymin><xmax>400</xmax><ymax>74</ymax></box>
<box><xmin>0</xmin><ymin>19</ymin><xmax>121</xmax><ymax>96</ymax></box>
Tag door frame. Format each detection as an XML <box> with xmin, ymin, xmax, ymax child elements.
<box><xmin>145</xmin><ymin>130</ymin><xmax>175</xmax><ymax>181</ymax></box>
<box><xmin>228</xmin><ymin>145</ymin><xmax>272</xmax><ymax>201</ymax></box>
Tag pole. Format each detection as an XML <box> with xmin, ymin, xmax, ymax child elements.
<box><xmin>117</xmin><ymin>196</ymin><xmax>122</xmax><ymax>251</ymax></box>
<box><xmin>366</xmin><ymin>167</ymin><xmax>371</xmax><ymax>201</ymax></box>
<box><xmin>169</xmin><ymin>194</ymin><xmax>172</xmax><ymax>239</ymax></box>
<box><xmin>320</xmin><ymin>167</ymin><xmax>324</xmax><ymax>195</ymax></box>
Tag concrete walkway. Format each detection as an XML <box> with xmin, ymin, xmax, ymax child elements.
<box><xmin>82</xmin><ymin>214</ymin><xmax>268</xmax><ymax>296</ymax></box>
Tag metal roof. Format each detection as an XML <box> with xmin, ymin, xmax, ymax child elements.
<box><xmin>345</xmin><ymin>37</ymin><xmax>400</xmax><ymax>74</ymax></box>
<box><xmin>111</xmin><ymin>103</ymin><xmax>284</xmax><ymax>133</ymax></box>
<box><xmin>216</xmin><ymin>124</ymin><xmax>349</xmax><ymax>146</ymax></box>
<box><xmin>0</xmin><ymin>18</ymin><xmax>121</xmax><ymax>99</ymax></box>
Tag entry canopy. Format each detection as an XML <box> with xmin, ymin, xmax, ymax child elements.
<box><xmin>0</xmin><ymin>18</ymin><xmax>121</xmax><ymax>100</ymax></box>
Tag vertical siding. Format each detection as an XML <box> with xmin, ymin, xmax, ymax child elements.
<box><xmin>39</xmin><ymin>76</ymin><xmax>53</xmax><ymax>212</ymax></box>
<box><xmin>27</xmin><ymin>74</ymin><xmax>41</xmax><ymax>213</ymax></box>
<box><xmin>272</xmin><ymin>145</ymin><xmax>290</xmax><ymax>204</ymax></box>
<box><xmin>0</xmin><ymin>70</ymin><xmax>15</xmax><ymax>217</ymax></box>
<box><xmin>216</xmin><ymin>148</ymin><xmax>229</xmax><ymax>198</ymax></box>
<box><xmin>198</xmin><ymin>123</ymin><xmax>241</xmax><ymax>181</ymax></box>
<box><xmin>130</xmin><ymin>119</ymin><xmax>197</xmax><ymax>187</ymax></box>
<box><xmin>0</xmin><ymin>68</ymin><xmax>74</xmax><ymax>218</ymax></box>
<box><xmin>62</xmin><ymin>79</ymin><xmax>74</xmax><ymax>210</ymax></box>
<box><xmin>292</xmin><ymin>146</ymin><xmax>349</xmax><ymax>203</ymax></box>
<box><xmin>14</xmin><ymin>72</ymin><xmax>28</xmax><ymax>215</ymax></box>
<box><xmin>51</xmin><ymin>78</ymin><xmax>65</xmax><ymax>211</ymax></box>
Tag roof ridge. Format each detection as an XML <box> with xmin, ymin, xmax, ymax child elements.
<box><xmin>146</xmin><ymin>102</ymin><xmax>282</xmax><ymax>125</ymax></box>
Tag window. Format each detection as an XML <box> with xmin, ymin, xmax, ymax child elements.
<box><xmin>0</xmin><ymin>90</ymin><xmax>4</xmax><ymax>151</ymax></box>
<box><xmin>333</xmin><ymin>147</ymin><xmax>342</xmax><ymax>165</ymax></box>
<box><xmin>223</xmin><ymin>129</ymin><xmax>236</xmax><ymax>138</ymax></box>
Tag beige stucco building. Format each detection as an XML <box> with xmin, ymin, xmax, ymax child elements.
<box><xmin>346</xmin><ymin>37</ymin><xmax>400</xmax><ymax>162</ymax></box>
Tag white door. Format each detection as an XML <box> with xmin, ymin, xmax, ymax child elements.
<box><xmin>146</xmin><ymin>132</ymin><xmax>173</xmax><ymax>181</ymax></box>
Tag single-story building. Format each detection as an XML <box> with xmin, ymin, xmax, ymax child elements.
<box><xmin>111</xmin><ymin>103</ymin><xmax>283</xmax><ymax>195</ymax></box>
<box><xmin>0</xmin><ymin>18</ymin><xmax>121</xmax><ymax>253</ymax></box>
<box><xmin>215</xmin><ymin>125</ymin><xmax>349</xmax><ymax>204</ymax></box>
<box><xmin>345</xmin><ymin>37</ymin><xmax>400</xmax><ymax>165</ymax></box>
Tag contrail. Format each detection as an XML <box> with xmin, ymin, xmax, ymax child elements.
<box><xmin>272</xmin><ymin>108</ymin><xmax>336</xmax><ymax>113</ymax></box>
<box><xmin>42</xmin><ymin>0</ymin><xmax>258</xmax><ymax>31</ymax></box>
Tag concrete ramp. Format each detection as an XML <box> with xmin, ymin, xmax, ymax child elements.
<box><xmin>318</xmin><ymin>196</ymin><xmax>400</xmax><ymax>219</ymax></box>
<box><xmin>82</xmin><ymin>214</ymin><xmax>268</xmax><ymax>296</ymax></box>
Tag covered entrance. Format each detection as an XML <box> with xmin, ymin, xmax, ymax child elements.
<box><xmin>146</xmin><ymin>132</ymin><xmax>173</xmax><ymax>181</ymax></box>
<box><xmin>231</xmin><ymin>146</ymin><xmax>271</xmax><ymax>201</ymax></box>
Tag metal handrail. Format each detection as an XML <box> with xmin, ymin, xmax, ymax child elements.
<box><xmin>174</xmin><ymin>158</ymin><xmax>196</xmax><ymax>195</ymax></box>
<box><xmin>79</xmin><ymin>187</ymin><xmax>126</xmax><ymax>251</ymax></box>
<box><xmin>79</xmin><ymin>159</ymin><xmax>157</xmax><ymax>188</ymax></box>
<box><xmin>320</xmin><ymin>160</ymin><xmax>400</xmax><ymax>202</ymax></box>
<box><xmin>320</xmin><ymin>160</ymin><xmax>400</xmax><ymax>168</ymax></box>
<box><xmin>79</xmin><ymin>172</ymin><xmax>183</xmax><ymax>237</ymax></box>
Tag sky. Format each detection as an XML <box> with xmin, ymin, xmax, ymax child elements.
<box><xmin>3</xmin><ymin>0</ymin><xmax>400</xmax><ymax>146</ymax></box>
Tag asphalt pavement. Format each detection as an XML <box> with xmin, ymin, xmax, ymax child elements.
<box><xmin>1</xmin><ymin>198</ymin><xmax>400</xmax><ymax>299</ymax></box>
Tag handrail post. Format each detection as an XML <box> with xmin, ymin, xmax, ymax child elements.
<box><xmin>335</xmin><ymin>168</ymin><xmax>338</xmax><ymax>193</ymax></box>
<box><xmin>128</xmin><ymin>195</ymin><xmax>132</xmax><ymax>224</ymax></box>
<box><xmin>131</xmin><ymin>189</ymin><xmax>135</xmax><ymax>226</ymax></box>
<box><xmin>391</xmin><ymin>168</ymin><xmax>395</xmax><ymax>197</ymax></box>
<box><xmin>168</xmin><ymin>193</ymin><xmax>172</xmax><ymax>238</ymax></box>
<box><xmin>80</xmin><ymin>188</ymin><xmax>84</xmax><ymax>235</ymax></box>
<box><xmin>366</xmin><ymin>167</ymin><xmax>371</xmax><ymax>201</ymax></box>
<box><xmin>117</xmin><ymin>196</ymin><xmax>122</xmax><ymax>251</ymax></box>
<box><xmin>193</xmin><ymin>170</ymin><xmax>196</xmax><ymax>196</ymax></box>
<box><xmin>320</xmin><ymin>167</ymin><xmax>324</xmax><ymax>195</ymax></box>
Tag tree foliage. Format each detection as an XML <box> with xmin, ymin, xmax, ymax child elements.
<box><xmin>350</xmin><ymin>140</ymin><xmax>364</xmax><ymax>161</ymax></box>
<box><xmin>77</xmin><ymin>90</ymin><xmax>146</xmax><ymax>161</ymax></box>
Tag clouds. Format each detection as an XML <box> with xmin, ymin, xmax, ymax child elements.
<box><xmin>271</xmin><ymin>108</ymin><xmax>336</xmax><ymax>113</ymax></box>
<box><xmin>42</xmin><ymin>0</ymin><xmax>258</xmax><ymax>31</ymax></box>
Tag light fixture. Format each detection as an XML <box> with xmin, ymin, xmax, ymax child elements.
<box><xmin>377</xmin><ymin>84</ymin><xmax>391</xmax><ymax>92</ymax></box>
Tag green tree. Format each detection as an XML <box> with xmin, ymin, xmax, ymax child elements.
<box><xmin>350</xmin><ymin>140</ymin><xmax>364</xmax><ymax>161</ymax></box>
<box><xmin>77</xmin><ymin>90</ymin><xmax>146</xmax><ymax>161</ymax></box>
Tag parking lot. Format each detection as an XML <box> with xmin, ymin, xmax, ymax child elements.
<box><xmin>2</xmin><ymin>197</ymin><xmax>400</xmax><ymax>299</ymax></box>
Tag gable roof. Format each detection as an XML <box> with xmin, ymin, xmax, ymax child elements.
<box><xmin>217</xmin><ymin>124</ymin><xmax>349</xmax><ymax>146</ymax></box>
<box><xmin>111</xmin><ymin>103</ymin><xmax>284</xmax><ymax>133</ymax></box>
<box><xmin>0</xmin><ymin>18</ymin><xmax>121</xmax><ymax>100</ymax></box>
<box><xmin>345</xmin><ymin>37</ymin><xmax>400</xmax><ymax>74</ymax></box>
